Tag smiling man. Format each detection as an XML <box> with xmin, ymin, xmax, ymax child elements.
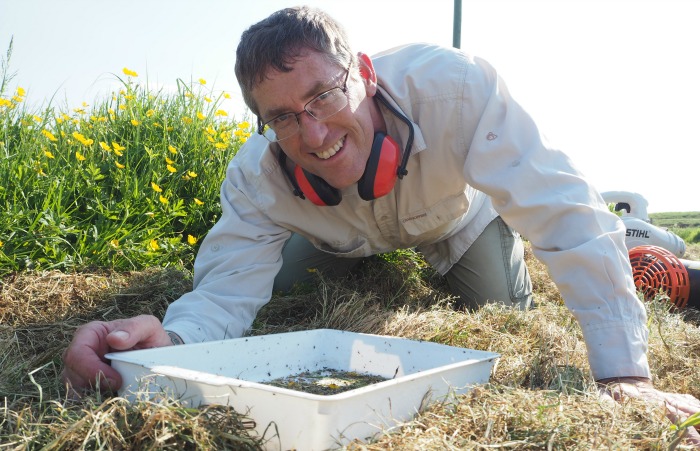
<box><xmin>62</xmin><ymin>6</ymin><xmax>700</xmax><ymax>440</ymax></box>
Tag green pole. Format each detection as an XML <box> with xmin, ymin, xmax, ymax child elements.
<box><xmin>453</xmin><ymin>0</ymin><xmax>462</xmax><ymax>48</ymax></box>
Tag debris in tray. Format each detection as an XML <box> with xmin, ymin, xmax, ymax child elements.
<box><xmin>264</xmin><ymin>368</ymin><xmax>388</xmax><ymax>395</ymax></box>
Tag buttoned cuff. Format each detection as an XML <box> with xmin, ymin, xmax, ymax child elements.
<box><xmin>582</xmin><ymin>320</ymin><xmax>651</xmax><ymax>381</ymax></box>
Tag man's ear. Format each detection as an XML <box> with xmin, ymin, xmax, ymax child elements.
<box><xmin>357</xmin><ymin>52</ymin><xmax>378</xmax><ymax>96</ymax></box>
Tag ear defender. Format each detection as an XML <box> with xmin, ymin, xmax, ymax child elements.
<box><xmin>290</xmin><ymin>132</ymin><xmax>401</xmax><ymax>206</ymax></box>
<box><xmin>357</xmin><ymin>132</ymin><xmax>400</xmax><ymax>201</ymax></box>
<box><xmin>293</xmin><ymin>166</ymin><xmax>342</xmax><ymax>206</ymax></box>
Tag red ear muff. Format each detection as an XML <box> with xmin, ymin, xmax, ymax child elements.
<box><xmin>357</xmin><ymin>132</ymin><xmax>400</xmax><ymax>201</ymax></box>
<box><xmin>293</xmin><ymin>166</ymin><xmax>342</xmax><ymax>206</ymax></box>
<box><xmin>289</xmin><ymin>132</ymin><xmax>400</xmax><ymax>205</ymax></box>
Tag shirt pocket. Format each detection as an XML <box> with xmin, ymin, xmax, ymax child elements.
<box><xmin>400</xmin><ymin>191</ymin><xmax>470</xmax><ymax>236</ymax></box>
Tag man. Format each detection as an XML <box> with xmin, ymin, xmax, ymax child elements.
<box><xmin>63</xmin><ymin>6</ymin><xmax>700</xmax><ymax>439</ymax></box>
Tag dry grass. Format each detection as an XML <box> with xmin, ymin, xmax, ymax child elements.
<box><xmin>2</xmin><ymin>243</ymin><xmax>700</xmax><ymax>449</ymax></box>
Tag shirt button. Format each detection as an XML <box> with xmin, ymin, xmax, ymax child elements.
<box><xmin>211</xmin><ymin>244</ymin><xmax>220</xmax><ymax>252</ymax></box>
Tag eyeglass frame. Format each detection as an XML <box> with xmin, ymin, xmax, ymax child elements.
<box><xmin>257</xmin><ymin>63</ymin><xmax>352</xmax><ymax>143</ymax></box>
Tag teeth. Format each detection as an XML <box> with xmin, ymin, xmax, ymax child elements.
<box><xmin>315</xmin><ymin>137</ymin><xmax>344</xmax><ymax>160</ymax></box>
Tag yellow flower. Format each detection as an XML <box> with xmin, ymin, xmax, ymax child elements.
<box><xmin>32</xmin><ymin>115</ymin><xmax>42</xmax><ymax>123</ymax></box>
<box><xmin>146</xmin><ymin>109</ymin><xmax>155</xmax><ymax>117</ymax></box>
<box><xmin>113</xmin><ymin>148</ymin><xmax>123</xmax><ymax>157</ymax></box>
<box><xmin>214</xmin><ymin>142</ymin><xmax>227</xmax><ymax>149</ymax></box>
<box><xmin>196</xmin><ymin>112</ymin><xmax>206</xmax><ymax>120</ymax></box>
<box><xmin>204</xmin><ymin>97</ymin><xmax>212</xmax><ymax>103</ymax></box>
<box><xmin>115</xmin><ymin>161</ymin><xmax>125</xmax><ymax>169</ymax></box>
<box><xmin>72</xmin><ymin>131</ymin><xmax>94</xmax><ymax>147</ymax></box>
<box><xmin>187</xmin><ymin>235</ymin><xmax>197</xmax><ymax>245</ymax></box>
<box><xmin>112</xmin><ymin>142</ymin><xmax>126</xmax><ymax>151</ymax></box>
<box><xmin>99</xmin><ymin>141</ymin><xmax>111</xmax><ymax>151</ymax></box>
<box><xmin>41</xmin><ymin>129</ymin><xmax>58</xmax><ymax>142</ymax></box>
<box><xmin>110</xmin><ymin>239</ymin><xmax>119</xmax><ymax>248</ymax></box>
<box><xmin>165</xmin><ymin>157</ymin><xmax>174</xmax><ymax>165</ymax></box>
<box><xmin>185</xmin><ymin>92</ymin><xmax>194</xmax><ymax>99</ymax></box>
<box><xmin>131</xmin><ymin>119</ymin><xmax>140</xmax><ymax>126</ymax></box>
<box><xmin>148</xmin><ymin>239</ymin><xmax>159</xmax><ymax>251</ymax></box>
<box><xmin>11</xmin><ymin>95</ymin><xmax>23</xmax><ymax>103</ymax></box>
<box><xmin>159</xmin><ymin>195</ymin><xmax>168</xmax><ymax>204</ymax></box>
<box><xmin>223</xmin><ymin>92</ymin><xmax>231</xmax><ymax>99</ymax></box>
<box><xmin>44</xmin><ymin>150</ymin><xmax>55</xmax><ymax>159</ymax></box>
<box><xmin>16</xmin><ymin>87</ymin><xmax>26</xmax><ymax>97</ymax></box>
<box><xmin>118</xmin><ymin>104</ymin><xmax>127</xmax><ymax>111</ymax></box>
<box><xmin>151</xmin><ymin>182</ymin><xmax>162</xmax><ymax>192</ymax></box>
<box><xmin>199</xmin><ymin>78</ymin><xmax>206</xmax><ymax>85</ymax></box>
<box><xmin>238</xmin><ymin>121</ymin><xmax>251</xmax><ymax>130</ymax></box>
<box><xmin>73</xmin><ymin>108</ymin><xmax>86</xmax><ymax>115</ymax></box>
<box><xmin>187</xmin><ymin>170</ymin><xmax>197</xmax><ymax>178</ymax></box>
<box><xmin>108</xmin><ymin>108</ymin><xmax>115</xmax><ymax>115</ymax></box>
<box><xmin>168</xmin><ymin>145</ymin><xmax>177</xmax><ymax>154</ymax></box>
<box><xmin>75</xmin><ymin>151</ymin><xmax>86</xmax><ymax>161</ymax></box>
<box><xmin>194</xmin><ymin>198</ymin><xmax>204</xmax><ymax>206</ymax></box>
<box><xmin>215</xmin><ymin>109</ymin><xmax>228</xmax><ymax>117</ymax></box>
<box><xmin>0</xmin><ymin>240</ymin><xmax>3</xmax><ymax>248</ymax></box>
<box><xmin>124</xmin><ymin>95</ymin><xmax>134</xmax><ymax>100</ymax></box>
<box><xmin>166</xmin><ymin>164</ymin><xmax>177</xmax><ymax>173</ymax></box>
<box><xmin>123</xmin><ymin>67</ymin><xmax>138</xmax><ymax>77</ymax></box>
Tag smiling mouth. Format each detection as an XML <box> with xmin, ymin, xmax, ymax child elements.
<box><xmin>314</xmin><ymin>136</ymin><xmax>345</xmax><ymax>160</ymax></box>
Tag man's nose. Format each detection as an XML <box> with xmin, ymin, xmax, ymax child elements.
<box><xmin>298</xmin><ymin>112</ymin><xmax>328</xmax><ymax>148</ymax></box>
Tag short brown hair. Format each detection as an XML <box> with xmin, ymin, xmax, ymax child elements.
<box><xmin>235</xmin><ymin>6</ymin><xmax>355</xmax><ymax>117</ymax></box>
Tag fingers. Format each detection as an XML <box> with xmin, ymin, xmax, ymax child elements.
<box><xmin>61</xmin><ymin>321</ymin><xmax>123</xmax><ymax>394</ymax></box>
<box><xmin>61</xmin><ymin>315</ymin><xmax>169</xmax><ymax>396</ymax></box>
<box><xmin>598</xmin><ymin>381</ymin><xmax>700</xmax><ymax>446</ymax></box>
<box><xmin>104</xmin><ymin>315</ymin><xmax>171</xmax><ymax>350</ymax></box>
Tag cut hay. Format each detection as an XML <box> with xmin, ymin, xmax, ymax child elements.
<box><xmin>2</xmin><ymin>244</ymin><xmax>700</xmax><ymax>448</ymax></box>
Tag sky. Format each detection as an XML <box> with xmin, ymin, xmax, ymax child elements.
<box><xmin>1</xmin><ymin>0</ymin><xmax>698</xmax><ymax>213</ymax></box>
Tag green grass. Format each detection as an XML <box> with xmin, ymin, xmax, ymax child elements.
<box><xmin>649</xmin><ymin>211</ymin><xmax>700</xmax><ymax>244</ymax></box>
<box><xmin>650</xmin><ymin>211</ymin><xmax>700</xmax><ymax>229</ymax></box>
<box><xmin>0</xmin><ymin>66</ymin><xmax>252</xmax><ymax>274</ymax></box>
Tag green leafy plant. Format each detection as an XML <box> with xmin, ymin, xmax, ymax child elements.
<box><xmin>0</xmin><ymin>65</ymin><xmax>253</xmax><ymax>274</ymax></box>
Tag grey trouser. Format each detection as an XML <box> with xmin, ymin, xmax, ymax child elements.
<box><xmin>273</xmin><ymin>217</ymin><xmax>532</xmax><ymax>310</ymax></box>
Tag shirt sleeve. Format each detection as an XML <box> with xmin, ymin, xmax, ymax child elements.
<box><xmin>461</xmin><ymin>57</ymin><xmax>650</xmax><ymax>381</ymax></box>
<box><xmin>162</xmin><ymin>161</ymin><xmax>290</xmax><ymax>344</ymax></box>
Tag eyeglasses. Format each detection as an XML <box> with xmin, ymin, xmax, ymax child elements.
<box><xmin>258</xmin><ymin>64</ymin><xmax>351</xmax><ymax>143</ymax></box>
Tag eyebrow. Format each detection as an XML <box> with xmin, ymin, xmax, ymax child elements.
<box><xmin>262</xmin><ymin>77</ymin><xmax>337</xmax><ymax>120</ymax></box>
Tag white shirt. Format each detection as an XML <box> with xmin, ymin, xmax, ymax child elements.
<box><xmin>163</xmin><ymin>43</ymin><xmax>650</xmax><ymax>381</ymax></box>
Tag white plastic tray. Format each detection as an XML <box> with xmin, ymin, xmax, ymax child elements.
<box><xmin>108</xmin><ymin>329</ymin><xmax>499</xmax><ymax>450</ymax></box>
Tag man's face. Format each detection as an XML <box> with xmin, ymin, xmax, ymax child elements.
<box><xmin>252</xmin><ymin>50</ymin><xmax>381</xmax><ymax>190</ymax></box>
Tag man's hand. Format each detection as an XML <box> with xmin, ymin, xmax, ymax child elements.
<box><xmin>597</xmin><ymin>376</ymin><xmax>700</xmax><ymax>445</ymax></box>
<box><xmin>61</xmin><ymin>314</ymin><xmax>172</xmax><ymax>397</ymax></box>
